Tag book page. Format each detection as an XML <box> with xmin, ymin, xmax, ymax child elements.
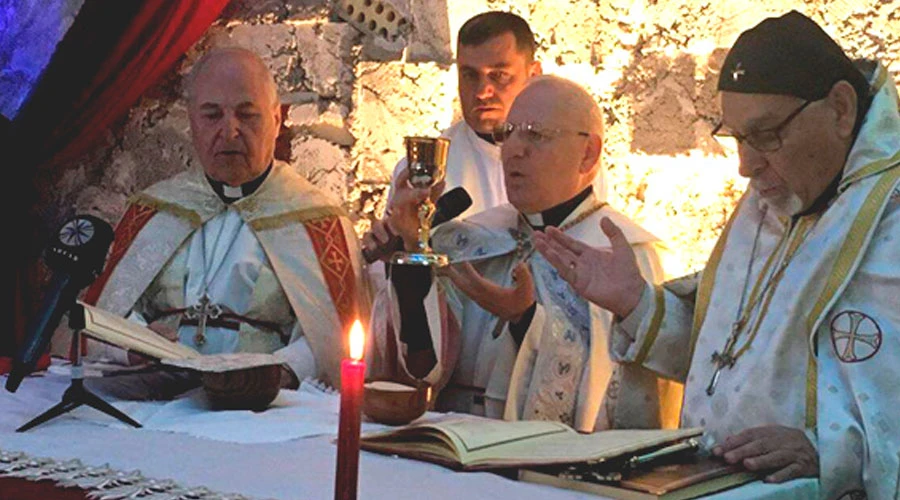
<box><xmin>436</xmin><ymin>418</ymin><xmax>572</xmax><ymax>453</ymax></box>
<box><xmin>162</xmin><ymin>352</ymin><xmax>282</xmax><ymax>372</ymax></box>
<box><xmin>362</xmin><ymin>416</ymin><xmax>703</xmax><ymax>470</ymax></box>
<box><xmin>79</xmin><ymin>302</ymin><xmax>200</xmax><ymax>360</ymax></box>
<box><xmin>361</xmin><ymin>416</ymin><xmax>571</xmax><ymax>465</ymax></box>
<box><xmin>466</xmin><ymin>428</ymin><xmax>704</xmax><ymax>469</ymax></box>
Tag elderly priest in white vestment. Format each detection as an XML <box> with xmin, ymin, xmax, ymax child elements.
<box><xmin>534</xmin><ymin>11</ymin><xmax>900</xmax><ymax>498</ymax></box>
<box><xmin>72</xmin><ymin>47</ymin><xmax>367</xmax><ymax>393</ymax></box>
<box><xmin>369</xmin><ymin>75</ymin><xmax>683</xmax><ymax>433</ymax></box>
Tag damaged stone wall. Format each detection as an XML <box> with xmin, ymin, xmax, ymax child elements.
<box><xmin>43</xmin><ymin>0</ymin><xmax>900</xmax><ymax>279</ymax></box>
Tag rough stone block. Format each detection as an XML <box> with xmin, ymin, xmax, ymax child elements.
<box><xmin>219</xmin><ymin>0</ymin><xmax>290</xmax><ymax>23</ymax></box>
<box><xmin>285</xmin><ymin>0</ymin><xmax>332</xmax><ymax>21</ymax></box>
<box><xmin>74</xmin><ymin>186</ymin><xmax>129</xmax><ymax>227</ymax></box>
<box><xmin>295</xmin><ymin>22</ymin><xmax>360</xmax><ymax>99</ymax></box>
<box><xmin>113</xmin><ymin>103</ymin><xmax>195</xmax><ymax>194</ymax></box>
<box><xmin>220</xmin><ymin>0</ymin><xmax>330</xmax><ymax>22</ymax></box>
<box><xmin>406</xmin><ymin>0</ymin><xmax>452</xmax><ymax>64</ymax></box>
<box><xmin>287</xmin><ymin>101</ymin><xmax>355</xmax><ymax>146</ymax></box>
<box><xmin>227</xmin><ymin>23</ymin><xmax>304</xmax><ymax>92</ymax></box>
<box><xmin>350</xmin><ymin>61</ymin><xmax>455</xmax><ymax>184</ymax></box>
<box><xmin>291</xmin><ymin>136</ymin><xmax>351</xmax><ymax>202</ymax></box>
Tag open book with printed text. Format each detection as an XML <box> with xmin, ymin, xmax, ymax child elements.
<box><xmin>75</xmin><ymin>302</ymin><xmax>281</xmax><ymax>372</ymax></box>
<box><xmin>360</xmin><ymin>416</ymin><xmax>703</xmax><ymax>471</ymax></box>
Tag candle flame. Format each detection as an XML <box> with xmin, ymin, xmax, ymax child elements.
<box><xmin>349</xmin><ymin>320</ymin><xmax>364</xmax><ymax>361</ymax></box>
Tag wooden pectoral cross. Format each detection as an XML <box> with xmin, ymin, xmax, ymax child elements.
<box><xmin>184</xmin><ymin>293</ymin><xmax>222</xmax><ymax>347</ymax></box>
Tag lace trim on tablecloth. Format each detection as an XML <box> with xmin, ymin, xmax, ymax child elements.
<box><xmin>0</xmin><ymin>448</ymin><xmax>276</xmax><ymax>500</ymax></box>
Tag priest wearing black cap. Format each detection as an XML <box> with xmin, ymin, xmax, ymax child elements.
<box><xmin>534</xmin><ymin>10</ymin><xmax>899</xmax><ymax>498</ymax></box>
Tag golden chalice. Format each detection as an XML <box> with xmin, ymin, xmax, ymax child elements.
<box><xmin>391</xmin><ymin>136</ymin><xmax>451</xmax><ymax>267</ymax></box>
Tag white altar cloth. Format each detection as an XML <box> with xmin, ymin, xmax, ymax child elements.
<box><xmin>0</xmin><ymin>369</ymin><xmax>818</xmax><ymax>499</ymax></box>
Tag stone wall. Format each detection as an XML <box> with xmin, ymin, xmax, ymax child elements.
<box><xmin>42</xmin><ymin>0</ymin><xmax>900</xmax><ymax>279</ymax></box>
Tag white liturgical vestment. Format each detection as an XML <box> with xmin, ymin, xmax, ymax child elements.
<box><xmin>371</xmin><ymin>192</ymin><xmax>683</xmax><ymax>432</ymax></box>
<box><xmin>614</xmin><ymin>63</ymin><xmax>900</xmax><ymax>499</ymax></box>
<box><xmin>78</xmin><ymin>162</ymin><xmax>368</xmax><ymax>388</ymax></box>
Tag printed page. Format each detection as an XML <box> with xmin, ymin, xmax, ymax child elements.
<box><xmin>435</xmin><ymin>418</ymin><xmax>572</xmax><ymax>454</ymax></box>
<box><xmin>80</xmin><ymin>302</ymin><xmax>200</xmax><ymax>360</ymax></box>
<box><xmin>466</xmin><ymin>428</ymin><xmax>704</xmax><ymax>468</ymax></box>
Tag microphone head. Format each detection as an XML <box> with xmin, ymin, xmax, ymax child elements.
<box><xmin>432</xmin><ymin>187</ymin><xmax>473</xmax><ymax>226</ymax></box>
<box><xmin>45</xmin><ymin>215</ymin><xmax>114</xmax><ymax>286</ymax></box>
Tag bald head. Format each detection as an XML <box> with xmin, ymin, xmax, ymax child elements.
<box><xmin>501</xmin><ymin>75</ymin><xmax>604</xmax><ymax>213</ymax></box>
<box><xmin>187</xmin><ymin>47</ymin><xmax>282</xmax><ymax>187</ymax></box>
<box><xmin>520</xmin><ymin>75</ymin><xmax>604</xmax><ymax>140</ymax></box>
<box><xmin>186</xmin><ymin>47</ymin><xmax>279</xmax><ymax>108</ymax></box>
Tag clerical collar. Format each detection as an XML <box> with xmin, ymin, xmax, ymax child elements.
<box><xmin>524</xmin><ymin>186</ymin><xmax>594</xmax><ymax>229</ymax></box>
<box><xmin>206</xmin><ymin>163</ymin><xmax>272</xmax><ymax>204</ymax></box>
<box><xmin>794</xmin><ymin>169</ymin><xmax>841</xmax><ymax>218</ymax></box>
<box><xmin>474</xmin><ymin>130</ymin><xmax>497</xmax><ymax>145</ymax></box>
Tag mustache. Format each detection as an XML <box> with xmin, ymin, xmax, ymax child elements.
<box><xmin>473</xmin><ymin>98</ymin><xmax>502</xmax><ymax>107</ymax></box>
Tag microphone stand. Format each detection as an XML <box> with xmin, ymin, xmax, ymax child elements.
<box><xmin>17</xmin><ymin>304</ymin><xmax>142</xmax><ymax>432</ymax></box>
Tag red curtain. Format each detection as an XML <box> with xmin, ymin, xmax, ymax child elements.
<box><xmin>3</xmin><ymin>0</ymin><xmax>230</xmax><ymax>359</ymax></box>
<box><xmin>45</xmin><ymin>0</ymin><xmax>232</xmax><ymax>167</ymax></box>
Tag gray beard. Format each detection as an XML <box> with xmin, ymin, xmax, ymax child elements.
<box><xmin>759</xmin><ymin>190</ymin><xmax>804</xmax><ymax>218</ymax></box>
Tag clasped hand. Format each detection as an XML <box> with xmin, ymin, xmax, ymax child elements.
<box><xmin>363</xmin><ymin>169</ymin><xmax>445</xmax><ymax>257</ymax></box>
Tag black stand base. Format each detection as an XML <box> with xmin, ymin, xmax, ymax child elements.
<box><xmin>17</xmin><ymin>378</ymin><xmax>142</xmax><ymax>432</ymax></box>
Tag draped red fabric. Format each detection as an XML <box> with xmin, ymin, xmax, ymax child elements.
<box><xmin>4</xmin><ymin>0</ymin><xmax>229</xmax><ymax>355</ymax></box>
<box><xmin>45</xmin><ymin>0</ymin><xmax>231</xmax><ymax>167</ymax></box>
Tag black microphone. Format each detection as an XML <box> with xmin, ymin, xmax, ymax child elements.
<box><xmin>6</xmin><ymin>215</ymin><xmax>114</xmax><ymax>392</ymax></box>
<box><xmin>363</xmin><ymin>186</ymin><xmax>473</xmax><ymax>264</ymax></box>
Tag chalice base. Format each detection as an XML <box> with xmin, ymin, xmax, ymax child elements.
<box><xmin>390</xmin><ymin>251</ymin><xmax>449</xmax><ymax>267</ymax></box>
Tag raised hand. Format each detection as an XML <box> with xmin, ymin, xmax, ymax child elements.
<box><xmin>385</xmin><ymin>168</ymin><xmax>445</xmax><ymax>251</ymax></box>
<box><xmin>532</xmin><ymin>217</ymin><xmax>645</xmax><ymax>318</ymax></box>
<box><xmin>441</xmin><ymin>261</ymin><xmax>535</xmax><ymax>323</ymax></box>
<box><xmin>713</xmin><ymin>425</ymin><xmax>819</xmax><ymax>483</ymax></box>
<box><xmin>361</xmin><ymin>218</ymin><xmax>399</xmax><ymax>263</ymax></box>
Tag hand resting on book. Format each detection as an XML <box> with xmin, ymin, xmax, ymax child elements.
<box><xmin>712</xmin><ymin>425</ymin><xmax>818</xmax><ymax>483</ymax></box>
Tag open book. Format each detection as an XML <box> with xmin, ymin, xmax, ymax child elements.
<box><xmin>520</xmin><ymin>457</ymin><xmax>757</xmax><ymax>499</ymax></box>
<box><xmin>76</xmin><ymin>302</ymin><xmax>281</xmax><ymax>372</ymax></box>
<box><xmin>360</xmin><ymin>415</ymin><xmax>703</xmax><ymax>471</ymax></box>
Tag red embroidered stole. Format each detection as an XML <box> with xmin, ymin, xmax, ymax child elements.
<box><xmin>75</xmin><ymin>203</ymin><xmax>157</xmax><ymax>357</ymax></box>
<box><xmin>304</xmin><ymin>217</ymin><xmax>359</xmax><ymax>347</ymax></box>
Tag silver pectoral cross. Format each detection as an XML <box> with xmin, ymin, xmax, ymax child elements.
<box><xmin>184</xmin><ymin>293</ymin><xmax>222</xmax><ymax>347</ymax></box>
<box><xmin>705</xmin><ymin>331</ymin><xmax>739</xmax><ymax>396</ymax></box>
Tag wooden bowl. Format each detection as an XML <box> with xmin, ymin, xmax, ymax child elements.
<box><xmin>200</xmin><ymin>364</ymin><xmax>282</xmax><ymax>411</ymax></box>
<box><xmin>363</xmin><ymin>380</ymin><xmax>430</xmax><ymax>425</ymax></box>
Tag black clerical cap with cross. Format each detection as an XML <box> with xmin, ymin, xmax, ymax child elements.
<box><xmin>717</xmin><ymin>10</ymin><xmax>868</xmax><ymax>101</ymax></box>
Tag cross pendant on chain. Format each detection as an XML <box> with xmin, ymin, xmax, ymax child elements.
<box><xmin>705</xmin><ymin>325</ymin><xmax>740</xmax><ymax>396</ymax></box>
<box><xmin>184</xmin><ymin>293</ymin><xmax>222</xmax><ymax>347</ymax></box>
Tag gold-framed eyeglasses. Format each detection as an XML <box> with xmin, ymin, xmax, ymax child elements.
<box><xmin>492</xmin><ymin>121</ymin><xmax>590</xmax><ymax>145</ymax></box>
<box><xmin>711</xmin><ymin>100</ymin><xmax>813</xmax><ymax>152</ymax></box>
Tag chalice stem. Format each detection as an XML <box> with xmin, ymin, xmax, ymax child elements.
<box><xmin>417</xmin><ymin>199</ymin><xmax>436</xmax><ymax>252</ymax></box>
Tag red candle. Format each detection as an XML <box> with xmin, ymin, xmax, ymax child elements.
<box><xmin>335</xmin><ymin>320</ymin><xmax>365</xmax><ymax>500</ymax></box>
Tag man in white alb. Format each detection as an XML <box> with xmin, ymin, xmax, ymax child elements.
<box><xmin>362</xmin><ymin>12</ymin><xmax>543</xmax><ymax>260</ymax></box>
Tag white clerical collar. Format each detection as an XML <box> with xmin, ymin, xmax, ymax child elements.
<box><xmin>222</xmin><ymin>184</ymin><xmax>243</xmax><ymax>199</ymax></box>
<box><xmin>524</xmin><ymin>212</ymin><xmax>544</xmax><ymax>226</ymax></box>
<box><xmin>522</xmin><ymin>186</ymin><xmax>594</xmax><ymax>229</ymax></box>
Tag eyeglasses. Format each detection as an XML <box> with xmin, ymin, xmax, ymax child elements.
<box><xmin>492</xmin><ymin>121</ymin><xmax>590</xmax><ymax>145</ymax></box>
<box><xmin>711</xmin><ymin>100</ymin><xmax>813</xmax><ymax>152</ymax></box>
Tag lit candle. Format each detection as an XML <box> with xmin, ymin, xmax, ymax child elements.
<box><xmin>334</xmin><ymin>320</ymin><xmax>365</xmax><ymax>500</ymax></box>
